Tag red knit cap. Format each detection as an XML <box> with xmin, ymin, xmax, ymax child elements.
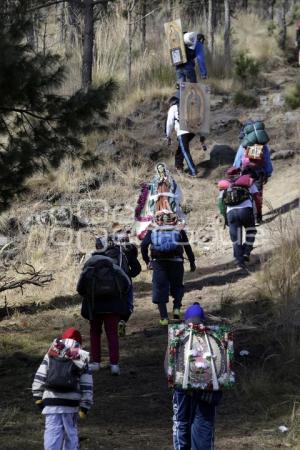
<box><xmin>61</xmin><ymin>327</ymin><xmax>82</xmax><ymax>345</ymax></box>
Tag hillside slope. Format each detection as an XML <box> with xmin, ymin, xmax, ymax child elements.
<box><xmin>0</xmin><ymin>65</ymin><xmax>299</xmax><ymax>449</ymax></box>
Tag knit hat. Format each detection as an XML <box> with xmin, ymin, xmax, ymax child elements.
<box><xmin>218</xmin><ymin>179</ymin><xmax>230</xmax><ymax>190</ymax></box>
<box><xmin>61</xmin><ymin>327</ymin><xmax>82</xmax><ymax>345</ymax></box>
<box><xmin>184</xmin><ymin>302</ymin><xmax>205</xmax><ymax>323</ymax></box>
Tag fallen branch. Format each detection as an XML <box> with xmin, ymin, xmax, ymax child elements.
<box><xmin>0</xmin><ymin>263</ymin><xmax>53</xmax><ymax>294</ymax></box>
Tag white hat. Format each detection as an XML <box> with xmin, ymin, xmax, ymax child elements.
<box><xmin>184</xmin><ymin>32</ymin><xmax>197</xmax><ymax>50</ymax></box>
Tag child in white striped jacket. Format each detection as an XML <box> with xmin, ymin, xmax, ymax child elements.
<box><xmin>32</xmin><ymin>327</ymin><xmax>93</xmax><ymax>450</ymax></box>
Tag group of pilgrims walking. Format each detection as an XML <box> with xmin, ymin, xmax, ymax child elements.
<box><xmin>32</xmin><ymin>27</ymin><xmax>273</xmax><ymax>450</ymax></box>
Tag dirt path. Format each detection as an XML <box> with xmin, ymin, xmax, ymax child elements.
<box><xmin>1</xmin><ymin>65</ymin><xmax>300</xmax><ymax>449</ymax></box>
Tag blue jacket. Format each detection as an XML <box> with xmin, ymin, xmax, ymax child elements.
<box><xmin>178</xmin><ymin>42</ymin><xmax>207</xmax><ymax>78</ymax></box>
<box><xmin>233</xmin><ymin>144</ymin><xmax>273</xmax><ymax>177</ymax></box>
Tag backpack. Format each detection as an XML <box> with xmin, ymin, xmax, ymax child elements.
<box><xmin>241</xmin><ymin>121</ymin><xmax>269</xmax><ymax>147</ymax></box>
<box><xmin>81</xmin><ymin>256</ymin><xmax>131</xmax><ymax>300</ymax></box>
<box><xmin>167</xmin><ymin>323</ymin><xmax>234</xmax><ymax>391</ymax></box>
<box><xmin>100</xmin><ymin>245</ymin><xmax>130</xmax><ymax>276</ymax></box>
<box><xmin>46</xmin><ymin>357</ymin><xmax>81</xmax><ymax>393</ymax></box>
<box><xmin>223</xmin><ymin>186</ymin><xmax>250</xmax><ymax>206</ymax></box>
<box><xmin>151</xmin><ymin>229</ymin><xmax>181</xmax><ymax>253</ymax></box>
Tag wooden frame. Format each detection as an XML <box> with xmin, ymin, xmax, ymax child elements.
<box><xmin>179</xmin><ymin>82</ymin><xmax>210</xmax><ymax>135</ymax></box>
<box><xmin>164</xmin><ymin>19</ymin><xmax>187</xmax><ymax>66</ymax></box>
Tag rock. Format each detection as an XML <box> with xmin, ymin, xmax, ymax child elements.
<box><xmin>78</xmin><ymin>176</ymin><xmax>101</xmax><ymax>193</ymax></box>
<box><xmin>272</xmin><ymin>93</ymin><xmax>285</xmax><ymax>107</ymax></box>
<box><xmin>210</xmin><ymin>96</ymin><xmax>228</xmax><ymax>110</ymax></box>
<box><xmin>115</xmin><ymin>116</ymin><xmax>134</xmax><ymax>129</ymax></box>
<box><xmin>0</xmin><ymin>234</ymin><xmax>9</xmax><ymax>246</ymax></box>
<box><xmin>96</xmin><ymin>140</ymin><xmax>120</xmax><ymax>157</ymax></box>
<box><xmin>6</xmin><ymin>218</ymin><xmax>23</xmax><ymax>236</ymax></box>
<box><xmin>24</xmin><ymin>207</ymin><xmax>88</xmax><ymax>231</ymax></box>
<box><xmin>209</xmin><ymin>144</ymin><xmax>236</xmax><ymax>166</ymax></box>
<box><xmin>45</xmin><ymin>191</ymin><xmax>62</xmax><ymax>203</ymax></box>
<box><xmin>271</xmin><ymin>150</ymin><xmax>295</xmax><ymax>160</ymax></box>
<box><xmin>202</xmin><ymin>236</ymin><xmax>211</xmax><ymax>243</ymax></box>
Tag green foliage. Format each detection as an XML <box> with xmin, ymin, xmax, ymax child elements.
<box><xmin>234</xmin><ymin>52</ymin><xmax>260</xmax><ymax>88</ymax></box>
<box><xmin>0</xmin><ymin>2</ymin><xmax>116</xmax><ymax>211</ymax></box>
<box><xmin>233</xmin><ymin>91</ymin><xmax>258</xmax><ymax>108</ymax></box>
<box><xmin>285</xmin><ymin>80</ymin><xmax>300</xmax><ymax>110</ymax></box>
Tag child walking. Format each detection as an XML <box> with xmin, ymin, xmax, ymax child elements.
<box><xmin>32</xmin><ymin>327</ymin><xmax>93</xmax><ymax>450</ymax></box>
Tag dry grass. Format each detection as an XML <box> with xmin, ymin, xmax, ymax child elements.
<box><xmin>232</xmin><ymin>12</ymin><xmax>283</xmax><ymax>63</ymax></box>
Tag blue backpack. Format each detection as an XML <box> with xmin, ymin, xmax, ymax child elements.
<box><xmin>151</xmin><ymin>229</ymin><xmax>181</xmax><ymax>253</ymax></box>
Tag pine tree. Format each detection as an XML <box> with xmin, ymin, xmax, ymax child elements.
<box><xmin>0</xmin><ymin>2</ymin><xmax>116</xmax><ymax>212</ymax></box>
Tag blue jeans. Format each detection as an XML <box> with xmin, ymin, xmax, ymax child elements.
<box><xmin>227</xmin><ymin>207</ymin><xmax>257</xmax><ymax>264</ymax></box>
<box><xmin>176</xmin><ymin>67</ymin><xmax>197</xmax><ymax>83</ymax></box>
<box><xmin>173</xmin><ymin>390</ymin><xmax>216</xmax><ymax>450</ymax></box>
<box><xmin>177</xmin><ymin>134</ymin><xmax>197</xmax><ymax>176</ymax></box>
<box><xmin>121</xmin><ymin>284</ymin><xmax>133</xmax><ymax>322</ymax></box>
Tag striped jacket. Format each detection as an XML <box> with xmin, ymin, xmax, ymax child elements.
<box><xmin>32</xmin><ymin>338</ymin><xmax>93</xmax><ymax>410</ymax></box>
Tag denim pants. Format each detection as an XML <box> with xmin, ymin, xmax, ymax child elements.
<box><xmin>173</xmin><ymin>390</ymin><xmax>216</xmax><ymax>450</ymax></box>
<box><xmin>176</xmin><ymin>67</ymin><xmax>197</xmax><ymax>83</ymax></box>
<box><xmin>177</xmin><ymin>134</ymin><xmax>197</xmax><ymax>176</ymax></box>
<box><xmin>227</xmin><ymin>207</ymin><xmax>257</xmax><ymax>264</ymax></box>
<box><xmin>152</xmin><ymin>260</ymin><xmax>184</xmax><ymax>314</ymax></box>
<box><xmin>44</xmin><ymin>413</ymin><xmax>79</xmax><ymax>450</ymax></box>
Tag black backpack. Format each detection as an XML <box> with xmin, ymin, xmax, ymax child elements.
<box><xmin>100</xmin><ymin>245</ymin><xmax>130</xmax><ymax>276</ymax></box>
<box><xmin>46</xmin><ymin>357</ymin><xmax>80</xmax><ymax>392</ymax></box>
<box><xmin>223</xmin><ymin>186</ymin><xmax>250</xmax><ymax>207</ymax></box>
<box><xmin>84</xmin><ymin>256</ymin><xmax>130</xmax><ymax>298</ymax></box>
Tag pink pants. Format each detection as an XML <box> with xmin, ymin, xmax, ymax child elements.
<box><xmin>90</xmin><ymin>314</ymin><xmax>120</xmax><ymax>365</ymax></box>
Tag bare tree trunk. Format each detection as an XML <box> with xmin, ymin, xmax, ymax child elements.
<box><xmin>242</xmin><ymin>0</ymin><xmax>248</xmax><ymax>9</ymax></box>
<box><xmin>224</xmin><ymin>0</ymin><xmax>231</xmax><ymax>70</ymax></box>
<box><xmin>279</xmin><ymin>0</ymin><xmax>288</xmax><ymax>50</ymax></box>
<box><xmin>207</xmin><ymin>0</ymin><xmax>214</xmax><ymax>55</ymax></box>
<box><xmin>140</xmin><ymin>0</ymin><xmax>147</xmax><ymax>53</ymax></box>
<box><xmin>58</xmin><ymin>3</ymin><xmax>66</xmax><ymax>44</ymax></box>
<box><xmin>127</xmin><ymin>4</ymin><xmax>133</xmax><ymax>85</ymax></box>
<box><xmin>267</xmin><ymin>0</ymin><xmax>276</xmax><ymax>20</ymax></box>
<box><xmin>82</xmin><ymin>0</ymin><xmax>94</xmax><ymax>91</ymax></box>
<box><xmin>68</xmin><ymin>0</ymin><xmax>81</xmax><ymax>45</ymax></box>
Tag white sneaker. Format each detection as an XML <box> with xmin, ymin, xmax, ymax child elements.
<box><xmin>89</xmin><ymin>362</ymin><xmax>101</xmax><ymax>372</ymax></box>
<box><xmin>110</xmin><ymin>364</ymin><xmax>120</xmax><ymax>375</ymax></box>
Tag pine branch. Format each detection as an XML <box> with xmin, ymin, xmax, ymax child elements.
<box><xmin>0</xmin><ymin>107</ymin><xmax>56</xmax><ymax>121</ymax></box>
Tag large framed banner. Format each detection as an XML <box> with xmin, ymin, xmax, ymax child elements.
<box><xmin>164</xmin><ymin>19</ymin><xmax>187</xmax><ymax>66</ymax></box>
<box><xmin>179</xmin><ymin>82</ymin><xmax>210</xmax><ymax>135</ymax></box>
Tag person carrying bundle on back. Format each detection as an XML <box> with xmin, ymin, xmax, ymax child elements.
<box><xmin>218</xmin><ymin>167</ymin><xmax>261</xmax><ymax>270</ymax></box>
<box><xmin>77</xmin><ymin>234</ymin><xmax>140</xmax><ymax>375</ymax></box>
<box><xmin>141</xmin><ymin>211</ymin><xmax>196</xmax><ymax>325</ymax></box>
<box><xmin>176</xmin><ymin>32</ymin><xmax>208</xmax><ymax>83</ymax></box>
<box><xmin>166</xmin><ymin>303</ymin><xmax>234</xmax><ymax>449</ymax></box>
<box><xmin>233</xmin><ymin>120</ymin><xmax>273</xmax><ymax>224</ymax></box>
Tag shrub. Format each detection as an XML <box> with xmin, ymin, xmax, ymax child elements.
<box><xmin>285</xmin><ymin>80</ymin><xmax>300</xmax><ymax>110</ymax></box>
<box><xmin>233</xmin><ymin>91</ymin><xmax>258</xmax><ymax>108</ymax></box>
<box><xmin>234</xmin><ymin>52</ymin><xmax>261</xmax><ymax>88</ymax></box>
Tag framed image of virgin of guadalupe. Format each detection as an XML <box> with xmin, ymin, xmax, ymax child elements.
<box><xmin>179</xmin><ymin>82</ymin><xmax>210</xmax><ymax>135</ymax></box>
<box><xmin>164</xmin><ymin>19</ymin><xmax>187</xmax><ymax>66</ymax></box>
